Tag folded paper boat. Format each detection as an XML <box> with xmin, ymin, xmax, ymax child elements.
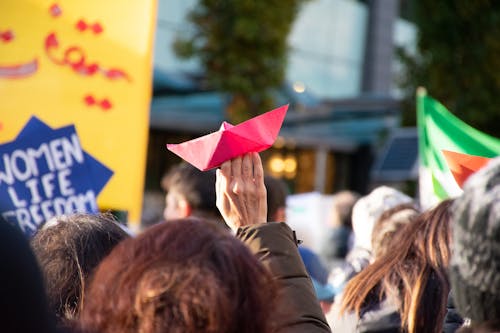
<box><xmin>167</xmin><ymin>104</ymin><xmax>289</xmax><ymax>171</ymax></box>
<box><xmin>442</xmin><ymin>150</ymin><xmax>492</xmax><ymax>188</ymax></box>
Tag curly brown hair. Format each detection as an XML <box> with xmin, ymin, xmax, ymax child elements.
<box><xmin>79</xmin><ymin>218</ymin><xmax>278</xmax><ymax>333</ymax></box>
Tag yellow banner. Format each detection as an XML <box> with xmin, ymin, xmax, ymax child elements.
<box><xmin>0</xmin><ymin>0</ymin><xmax>157</xmax><ymax>227</ymax></box>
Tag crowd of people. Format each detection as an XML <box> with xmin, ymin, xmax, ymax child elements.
<box><xmin>1</xmin><ymin>152</ymin><xmax>499</xmax><ymax>333</ymax></box>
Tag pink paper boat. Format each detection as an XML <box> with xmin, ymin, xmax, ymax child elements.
<box><xmin>442</xmin><ymin>150</ymin><xmax>492</xmax><ymax>188</ymax></box>
<box><xmin>167</xmin><ymin>104</ymin><xmax>289</xmax><ymax>171</ymax></box>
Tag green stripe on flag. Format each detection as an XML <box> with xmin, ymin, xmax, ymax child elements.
<box><xmin>431</xmin><ymin>171</ymin><xmax>449</xmax><ymax>200</ymax></box>
<box><xmin>417</xmin><ymin>89</ymin><xmax>500</xmax><ymax>208</ymax></box>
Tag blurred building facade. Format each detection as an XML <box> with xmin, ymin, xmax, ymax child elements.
<box><xmin>146</xmin><ymin>0</ymin><xmax>417</xmax><ymax>197</ymax></box>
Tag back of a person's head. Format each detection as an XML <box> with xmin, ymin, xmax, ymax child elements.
<box><xmin>342</xmin><ymin>199</ymin><xmax>453</xmax><ymax>333</ymax></box>
<box><xmin>330</xmin><ymin>190</ymin><xmax>360</xmax><ymax>229</ymax></box>
<box><xmin>79</xmin><ymin>218</ymin><xmax>277</xmax><ymax>333</ymax></box>
<box><xmin>320</xmin><ymin>191</ymin><xmax>360</xmax><ymax>263</ymax></box>
<box><xmin>398</xmin><ymin>198</ymin><xmax>453</xmax><ymax>274</ymax></box>
<box><xmin>0</xmin><ymin>218</ymin><xmax>55</xmax><ymax>333</ymax></box>
<box><xmin>351</xmin><ymin>186</ymin><xmax>413</xmax><ymax>251</ymax></box>
<box><xmin>371</xmin><ymin>203</ymin><xmax>420</xmax><ymax>259</ymax></box>
<box><xmin>264</xmin><ymin>175</ymin><xmax>288</xmax><ymax>221</ymax></box>
<box><xmin>449</xmin><ymin>157</ymin><xmax>500</xmax><ymax>325</ymax></box>
<box><xmin>162</xmin><ymin>163</ymin><xmax>219</xmax><ymax>218</ymax></box>
<box><xmin>30</xmin><ymin>213</ymin><xmax>130</xmax><ymax>322</ymax></box>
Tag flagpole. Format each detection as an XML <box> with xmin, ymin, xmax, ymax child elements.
<box><xmin>416</xmin><ymin>86</ymin><xmax>427</xmax><ymax>97</ymax></box>
<box><xmin>416</xmin><ymin>87</ymin><xmax>426</xmax><ymax>208</ymax></box>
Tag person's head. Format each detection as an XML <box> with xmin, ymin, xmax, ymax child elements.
<box><xmin>341</xmin><ymin>199</ymin><xmax>453</xmax><ymax>333</ymax></box>
<box><xmin>328</xmin><ymin>190</ymin><xmax>360</xmax><ymax>228</ymax></box>
<box><xmin>351</xmin><ymin>186</ymin><xmax>413</xmax><ymax>251</ymax></box>
<box><xmin>449</xmin><ymin>157</ymin><xmax>500</xmax><ymax>326</ymax></box>
<box><xmin>0</xmin><ymin>217</ymin><xmax>55</xmax><ymax>333</ymax></box>
<box><xmin>371</xmin><ymin>203</ymin><xmax>420</xmax><ymax>259</ymax></box>
<box><xmin>30</xmin><ymin>213</ymin><xmax>130</xmax><ymax>323</ymax></box>
<box><xmin>79</xmin><ymin>218</ymin><xmax>278</xmax><ymax>333</ymax></box>
<box><xmin>264</xmin><ymin>175</ymin><xmax>288</xmax><ymax>221</ymax></box>
<box><xmin>161</xmin><ymin>163</ymin><xmax>220</xmax><ymax>221</ymax></box>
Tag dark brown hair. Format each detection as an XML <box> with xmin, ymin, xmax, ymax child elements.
<box><xmin>30</xmin><ymin>213</ymin><xmax>129</xmax><ymax>323</ymax></box>
<box><xmin>79</xmin><ymin>218</ymin><xmax>278</xmax><ymax>333</ymax></box>
<box><xmin>264</xmin><ymin>175</ymin><xmax>288</xmax><ymax>221</ymax></box>
<box><xmin>340</xmin><ymin>199</ymin><xmax>453</xmax><ymax>333</ymax></box>
<box><xmin>161</xmin><ymin>163</ymin><xmax>220</xmax><ymax>219</ymax></box>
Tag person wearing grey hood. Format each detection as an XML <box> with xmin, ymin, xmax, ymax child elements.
<box><xmin>448</xmin><ymin>156</ymin><xmax>500</xmax><ymax>332</ymax></box>
<box><xmin>327</xmin><ymin>186</ymin><xmax>414</xmax><ymax>297</ymax></box>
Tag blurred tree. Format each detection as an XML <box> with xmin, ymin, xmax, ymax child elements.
<box><xmin>174</xmin><ymin>0</ymin><xmax>306</xmax><ymax>123</ymax></box>
<box><xmin>397</xmin><ymin>0</ymin><xmax>500</xmax><ymax>136</ymax></box>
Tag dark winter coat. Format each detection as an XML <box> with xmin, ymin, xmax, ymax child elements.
<box><xmin>237</xmin><ymin>222</ymin><xmax>331</xmax><ymax>333</ymax></box>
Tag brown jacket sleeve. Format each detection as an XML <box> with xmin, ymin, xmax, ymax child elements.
<box><xmin>237</xmin><ymin>222</ymin><xmax>331</xmax><ymax>333</ymax></box>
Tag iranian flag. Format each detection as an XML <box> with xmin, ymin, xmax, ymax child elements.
<box><xmin>417</xmin><ymin>88</ymin><xmax>500</xmax><ymax>208</ymax></box>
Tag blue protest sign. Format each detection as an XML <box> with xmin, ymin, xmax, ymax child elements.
<box><xmin>16</xmin><ymin>117</ymin><xmax>113</xmax><ymax>195</ymax></box>
<box><xmin>0</xmin><ymin>117</ymin><xmax>113</xmax><ymax>236</ymax></box>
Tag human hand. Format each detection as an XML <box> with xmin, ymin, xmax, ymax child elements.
<box><xmin>216</xmin><ymin>152</ymin><xmax>267</xmax><ymax>232</ymax></box>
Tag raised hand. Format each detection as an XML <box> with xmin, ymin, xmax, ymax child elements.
<box><xmin>216</xmin><ymin>152</ymin><xmax>267</xmax><ymax>232</ymax></box>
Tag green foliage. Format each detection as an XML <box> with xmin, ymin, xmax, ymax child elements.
<box><xmin>398</xmin><ymin>0</ymin><xmax>500</xmax><ymax>136</ymax></box>
<box><xmin>174</xmin><ymin>0</ymin><xmax>306</xmax><ymax>123</ymax></box>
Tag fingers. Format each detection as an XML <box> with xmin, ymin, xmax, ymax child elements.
<box><xmin>253</xmin><ymin>152</ymin><xmax>266</xmax><ymax>200</ymax></box>
<box><xmin>231</xmin><ymin>156</ymin><xmax>243</xmax><ymax>194</ymax></box>
<box><xmin>218</xmin><ymin>153</ymin><xmax>264</xmax><ymax>194</ymax></box>
<box><xmin>230</xmin><ymin>155</ymin><xmax>242</xmax><ymax>178</ymax></box>
<box><xmin>220</xmin><ymin>159</ymin><xmax>232</xmax><ymax>179</ymax></box>
<box><xmin>216</xmin><ymin>161</ymin><xmax>231</xmax><ymax>209</ymax></box>
<box><xmin>252</xmin><ymin>153</ymin><xmax>268</xmax><ymax>222</ymax></box>
<box><xmin>252</xmin><ymin>152</ymin><xmax>263</xmax><ymax>184</ymax></box>
<box><xmin>218</xmin><ymin>161</ymin><xmax>231</xmax><ymax>191</ymax></box>
<box><xmin>215</xmin><ymin>168</ymin><xmax>223</xmax><ymax>208</ymax></box>
<box><xmin>215</xmin><ymin>153</ymin><xmax>267</xmax><ymax>230</ymax></box>
<box><xmin>242</xmin><ymin>153</ymin><xmax>253</xmax><ymax>182</ymax></box>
